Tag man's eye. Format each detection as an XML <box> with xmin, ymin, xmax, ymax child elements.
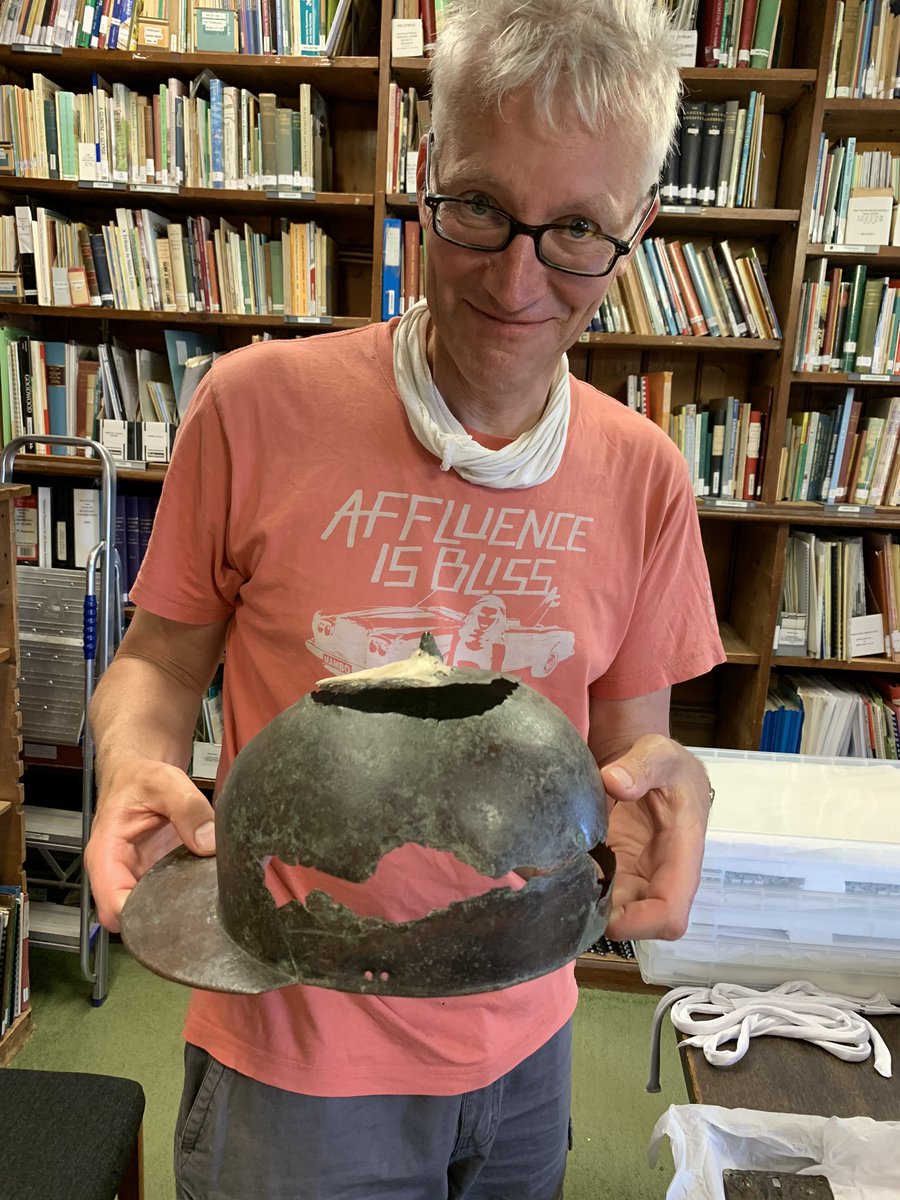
<box><xmin>565</xmin><ymin>218</ymin><xmax>598</xmax><ymax>241</ymax></box>
<box><xmin>462</xmin><ymin>194</ymin><xmax>493</xmax><ymax>216</ymax></box>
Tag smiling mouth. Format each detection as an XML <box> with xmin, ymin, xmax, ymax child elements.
<box><xmin>470</xmin><ymin>304</ymin><xmax>553</xmax><ymax>327</ymax></box>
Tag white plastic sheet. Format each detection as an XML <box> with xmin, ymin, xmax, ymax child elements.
<box><xmin>649</xmin><ymin>1105</ymin><xmax>900</xmax><ymax>1200</ymax></box>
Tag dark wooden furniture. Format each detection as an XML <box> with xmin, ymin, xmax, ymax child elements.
<box><xmin>680</xmin><ymin>1014</ymin><xmax>900</xmax><ymax>1122</ymax></box>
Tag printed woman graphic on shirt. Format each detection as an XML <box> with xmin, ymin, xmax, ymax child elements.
<box><xmin>449</xmin><ymin>596</ymin><xmax>508</xmax><ymax>670</ymax></box>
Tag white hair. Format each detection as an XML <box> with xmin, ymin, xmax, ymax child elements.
<box><xmin>429</xmin><ymin>0</ymin><xmax>682</xmax><ymax>182</ymax></box>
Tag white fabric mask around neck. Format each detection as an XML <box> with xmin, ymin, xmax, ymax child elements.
<box><xmin>392</xmin><ymin>299</ymin><xmax>571</xmax><ymax>490</ymax></box>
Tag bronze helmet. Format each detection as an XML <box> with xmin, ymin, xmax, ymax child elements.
<box><xmin>122</xmin><ymin>635</ymin><xmax>615</xmax><ymax>996</ymax></box>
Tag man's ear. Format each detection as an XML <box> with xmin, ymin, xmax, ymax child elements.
<box><xmin>415</xmin><ymin>135</ymin><xmax>429</xmax><ymax>225</ymax></box>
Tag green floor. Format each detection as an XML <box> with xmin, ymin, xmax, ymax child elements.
<box><xmin>11</xmin><ymin>944</ymin><xmax>685</xmax><ymax>1198</ymax></box>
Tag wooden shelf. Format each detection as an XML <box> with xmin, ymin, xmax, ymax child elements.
<box><xmin>0</xmin><ymin>47</ymin><xmax>380</xmax><ymax>98</ymax></box>
<box><xmin>654</xmin><ymin>207</ymin><xmax>801</xmax><ymax>234</ymax></box>
<box><xmin>577</xmin><ymin>332</ymin><xmax>781</xmax><ymax>350</ymax></box>
<box><xmin>680</xmin><ymin>68</ymin><xmax>818</xmax><ymax>111</ymax></box>
<box><xmin>0</xmin><ymin>1008</ymin><xmax>33</xmax><ymax>1067</ymax></box>
<box><xmin>807</xmin><ymin>244</ymin><xmax>900</xmax><ymax>267</ymax></box>
<box><xmin>386</xmin><ymin>194</ymin><xmax>801</xmax><ymax>235</ymax></box>
<box><xmin>0</xmin><ymin>303</ymin><xmax>370</xmax><ymax>331</ymax></box>
<box><xmin>791</xmin><ymin>371</ymin><xmax>900</xmax><ymax>386</ymax></box>
<box><xmin>0</xmin><ymin>646</ymin><xmax>10</xmax><ymax>663</ymax></box>
<box><xmin>719</xmin><ymin>623</ymin><xmax>759</xmax><ymax>664</ymax></box>
<box><xmin>698</xmin><ymin>500</ymin><xmax>900</xmax><ymax>527</ymax></box>
<box><xmin>823</xmin><ymin>98</ymin><xmax>900</xmax><ymax>138</ymax></box>
<box><xmin>575</xmin><ymin>952</ymin><xmax>665</xmax><ymax>995</ymax></box>
<box><xmin>0</xmin><ymin>800</ymin><xmax>10</xmax><ymax>818</ymax></box>
<box><xmin>390</xmin><ymin>62</ymin><xmax>817</xmax><ymax>111</ymax></box>
<box><xmin>10</xmin><ymin>452</ymin><xmax>168</xmax><ymax>483</ymax></box>
<box><xmin>771</xmin><ymin>655</ymin><xmax>900</xmax><ymax>673</ymax></box>
<box><xmin>0</xmin><ymin>176</ymin><xmax>375</xmax><ymax>217</ymax></box>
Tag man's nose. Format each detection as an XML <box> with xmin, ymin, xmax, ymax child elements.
<box><xmin>482</xmin><ymin>232</ymin><xmax>548</xmax><ymax>310</ymax></box>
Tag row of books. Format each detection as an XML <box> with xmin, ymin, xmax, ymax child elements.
<box><xmin>825</xmin><ymin>0</ymin><xmax>900</xmax><ymax>99</ymax></box>
<box><xmin>15</xmin><ymin>481</ymin><xmax>159</xmax><ymax>590</ymax></box>
<box><xmin>793</xmin><ymin>263</ymin><xmax>900</xmax><ymax>377</ymax></box>
<box><xmin>667</xmin><ymin>0</ymin><xmax>784</xmax><ymax>69</ymax></box>
<box><xmin>10</xmin><ymin>203</ymin><xmax>336</xmax><ymax>317</ymax></box>
<box><xmin>0</xmin><ymin>326</ymin><xmax>222</xmax><ymax>457</ymax></box>
<box><xmin>381</xmin><ymin>217</ymin><xmax>423</xmax><ymax>319</ymax></box>
<box><xmin>385</xmin><ymin>83</ymin><xmax>429</xmax><ymax>196</ymax></box>
<box><xmin>660</xmin><ymin>94</ymin><xmax>767</xmax><ymax>209</ymax></box>
<box><xmin>777</xmin><ymin>530</ymin><xmax>900</xmax><ymax>664</ymax></box>
<box><xmin>0</xmin><ymin>72</ymin><xmax>333</xmax><ymax>193</ymax></box>
<box><xmin>0</xmin><ymin>0</ymin><xmax>373</xmax><ymax>56</ymax></box>
<box><xmin>808</xmin><ymin>137</ymin><xmax>900</xmax><ymax>247</ymax></box>
<box><xmin>763</xmin><ymin>673</ymin><xmax>900</xmax><ymax>758</ymax></box>
<box><xmin>0</xmin><ymin>884</ymin><xmax>27</xmax><ymax>1036</ymax></box>
<box><xmin>625</xmin><ymin>373</ymin><xmax>765</xmax><ymax>501</ymax></box>
<box><xmin>775</xmin><ymin>391</ymin><xmax>900</xmax><ymax>508</ymax></box>
<box><xmin>585</xmin><ymin>238</ymin><xmax>781</xmax><ymax>341</ymax></box>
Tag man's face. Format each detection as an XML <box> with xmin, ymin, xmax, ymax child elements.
<box><xmin>418</xmin><ymin>90</ymin><xmax>658</xmax><ymax>411</ymax></box>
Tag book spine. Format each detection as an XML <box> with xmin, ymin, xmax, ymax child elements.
<box><xmin>840</xmin><ymin>263</ymin><xmax>868</xmax><ymax>371</ymax></box>
<box><xmin>678</xmin><ymin>101</ymin><xmax>704</xmax><ymax>206</ymax></box>
<box><xmin>697</xmin><ymin>102</ymin><xmax>725</xmax><ymax>207</ymax></box>
<box><xmin>209</xmin><ymin>77</ymin><xmax>224</xmax><ymax>189</ymax></box>
<box><xmin>667</xmin><ymin>240</ymin><xmax>709</xmax><ymax>335</ymax></box>
<box><xmin>381</xmin><ymin>217</ymin><xmax>402</xmax><ymax>320</ymax></box>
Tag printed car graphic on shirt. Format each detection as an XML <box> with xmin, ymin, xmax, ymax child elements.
<box><xmin>306</xmin><ymin>597</ymin><xmax>575</xmax><ymax>679</ymax></box>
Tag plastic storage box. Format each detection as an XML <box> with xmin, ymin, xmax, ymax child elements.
<box><xmin>635</xmin><ymin>748</ymin><xmax>900</xmax><ymax>1000</ymax></box>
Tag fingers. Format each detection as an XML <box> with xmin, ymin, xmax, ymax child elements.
<box><xmin>600</xmin><ymin>733</ymin><xmax>684</xmax><ymax>801</ymax></box>
<box><xmin>607</xmin><ymin>829</ymin><xmax>704</xmax><ymax>942</ymax></box>
<box><xmin>606</xmin><ymin>896</ymin><xmax>687</xmax><ymax>943</ymax></box>
<box><xmin>601</xmin><ymin>737</ymin><xmax>711</xmax><ymax>828</ymax></box>
<box><xmin>156</xmin><ymin>783</ymin><xmax>217</xmax><ymax>856</ymax></box>
<box><xmin>87</xmin><ymin>763</ymin><xmax>216</xmax><ymax>931</ymax></box>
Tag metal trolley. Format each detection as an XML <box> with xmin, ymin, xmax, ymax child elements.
<box><xmin>1</xmin><ymin>435</ymin><xmax>122</xmax><ymax>1005</ymax></box>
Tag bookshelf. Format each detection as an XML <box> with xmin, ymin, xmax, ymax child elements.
<box><xmin>0</xmin><ymin>0</ymin><xmax>893</xmax><ymax>999</ymax></box>
<box><xmin>0</xmin><ymin>7</ymin><xmax>896</xmax><ymax>777</ymax></box>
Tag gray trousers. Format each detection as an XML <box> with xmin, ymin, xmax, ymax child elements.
<box><xmin>175</xmin><ymin>1019</ymin><xmax>572</xmax><ymax>1200</ymax></box>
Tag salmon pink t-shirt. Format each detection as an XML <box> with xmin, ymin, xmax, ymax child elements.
<box><xmin>131</xmin><ymin>321</ymin><xmax>724</xmax><ymax>1097</ymax></box>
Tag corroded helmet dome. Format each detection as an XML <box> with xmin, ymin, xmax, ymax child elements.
<box><xmin>122</xmin><ymin>636</ymin><xmax>615</xmax><ymax>996</ymax></box>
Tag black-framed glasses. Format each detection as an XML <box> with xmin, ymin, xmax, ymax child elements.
<box><xmin>422</xmin><ymin>132</ymin><xmax>658</xmax><ymax>278</ymax></box>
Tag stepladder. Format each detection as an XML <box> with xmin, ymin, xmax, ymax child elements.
<box><xmin>1</xmin><ymin>435</ymin><xmax>122</xmax><ymax>1005</ymax></box>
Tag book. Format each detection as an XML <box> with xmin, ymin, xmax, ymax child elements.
<box><xmin>845</xmin><ymin>188</ymin><xmax>894</xmax><ymax>246</ymax></box>
<box><xmin>699</xmin><ymin>0</ymin><xmax>727</xmax><ymax>67</ymax></box>
<box><xmin>697</xmin><ymin>102</ymin><xmax>725</xmax><ymax>206</ymax></box>
<box><xmin>195</xmin><ymin>7</ymin><xmax>238</xmax><ymax>51</ymax></box>
<box><xmin>381</xmin><ymin>217</ymin><xmax>402</xmax><ymax>320</ymax></box>
<box><xmin>720</xmin><ymin>100</ymin><xmax>739</xmax><ymax>206</ymax></box>
<box><xmin>750</xmin><ymin>0</ymin><xmax>782</xmax><ymax>68</ymax></box>
<box><xmin>644</xmin><ymin>370</ymin><xmax>673</xmax><ymax>433</ymax></box>
<box><xmin>854</xmin><ymin>276</ymin><xmax>889</xmax><ymax>371</ymax></box>
<box><xmin>678</xmin><ymin>101</ymin><xmax>705</xmax><ymax>206</ymax></box>
<box><xmin>839</xmin><ymin>263</ymin><xmax>868</xmax><ymax>371</ymax></box>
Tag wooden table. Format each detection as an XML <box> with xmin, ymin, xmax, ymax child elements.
<box><xmin>680</xmin><ymin>1015</ymin><xmax>900</xmax><ymax>1121</ymax></box>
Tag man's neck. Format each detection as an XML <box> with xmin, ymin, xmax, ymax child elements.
<box><xmin>426</xmin><ymin>328</ymin><xmax>552</xmax><ymax>439</ymax></box>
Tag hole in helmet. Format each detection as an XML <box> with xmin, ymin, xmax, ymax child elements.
<box><xmin>262</xmin><ymin>843</ymin><xmax>520</xmax><ymax>922</ymax></box>
<box><xmin>312</xmin><ymin>678</ymin><xmax>517</xmax><ymax>720</ymax></box>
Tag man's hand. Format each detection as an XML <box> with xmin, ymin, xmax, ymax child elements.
<box><xmin>84</xmin><ymin>758</ymin><xmax>217</xmax><ymax>933</ymax></box>
<box><xmin>598</xmin><ymin>734</ymin><xmax>711</xmax><ymax>942</ymax></box>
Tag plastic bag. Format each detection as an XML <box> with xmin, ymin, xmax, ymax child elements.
<box><xmin>648</xmin><ymin>1104</ymin><xmax>900</xmax><ymax>1200</ymax></box>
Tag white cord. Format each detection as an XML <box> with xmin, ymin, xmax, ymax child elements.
<box><xmin>646</xmin><ymin>979</ymin><xmax>900</xmax><ymax>1092</ymax></box>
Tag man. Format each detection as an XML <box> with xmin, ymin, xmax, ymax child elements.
<box><xmin>85</xmin><ymin>1</ymin><xmax>725</xmax><ymax>1196</ymax></box>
